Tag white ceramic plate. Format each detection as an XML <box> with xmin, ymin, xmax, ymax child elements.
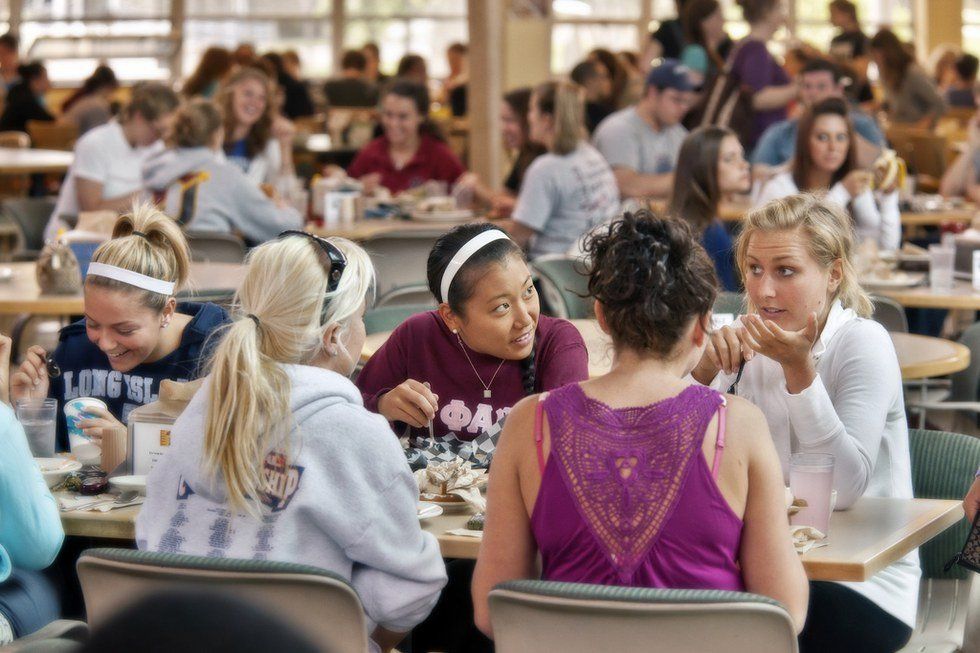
<box><xmin>417</xmin><ymin>503</ymin><xmax>444</xmax><ymax>520</ymax></box>
<box><xmin>109</xmin><ymin>474</ymin><xmax>147</xmax><ymax>495</ymax></box>
<box><xmin>410</xmin><ymin>209</ymin><xmax>474</xmax><ymax>222</ymax></box>
<box><xmin>859</xmin><ymin>272</ymin><xmax>925</xmax><ymax>289</ymax></box>
<box><xmin>420</xmin><ymin>495</ymin><xmax>471</xmax><ymax>512</ymax></box>
<box><xmin>35</xmin><ymin>457</ymin><xmax>82</xmax><ymax>488</ymax></box>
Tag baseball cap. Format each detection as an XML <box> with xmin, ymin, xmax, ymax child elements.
<box><xmin>645</xmin><ymin>59</ymin><xmax>696</xmax><ymax>92</ymax></box>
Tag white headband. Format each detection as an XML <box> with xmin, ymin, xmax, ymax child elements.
<box><xmin>86</xmin><ymin>262</ymin><xmax>176</xmax><ymax>296</ymax></box>
<box><xmin>440</xmin><ymin>230</ymin><xmax>511</xmax><ymax>303</ymax></box>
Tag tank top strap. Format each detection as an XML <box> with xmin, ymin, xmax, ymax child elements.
<box><xmin>534</xmin><ymin>392</ymin><xmax>550</xmax><ymax>476</ymax></box>
<box><xmin>710</xmin><ymin>397</ymin><xmax>727</xmax><ymax>482</ymax></box>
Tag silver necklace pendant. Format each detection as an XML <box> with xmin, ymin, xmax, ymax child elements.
<box><xmin>483</xmin><ymin>389</ymin><xmax>492</xmax><ymax>399</ymax></box>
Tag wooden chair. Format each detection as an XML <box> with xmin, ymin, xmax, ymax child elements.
<box><xmin>489</xmin><ymin>580</ymin><xmax>798</xmax><ymax>653</ymax></box>
<box><xmin>77</xmin><ymin>548</ymin><xmax>369</xmax><ymax>653</ymax></box>
<box><xmin>26</xmin><ymin>120</ymin><xmax>77</xmax><ymax>151</ymax></box>
<box><xmin>886</xmin><ymin>125</ymin><xmax>950</xmax><ymax>192</ymax></box>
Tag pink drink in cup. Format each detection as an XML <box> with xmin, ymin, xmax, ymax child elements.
<box><xmin>789</xmin><ymin>453</ymin><xmax>835</xmax><ymax>535</ymax></box>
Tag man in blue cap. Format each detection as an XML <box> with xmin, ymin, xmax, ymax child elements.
<box><xmin>592</xmin><ymin>58</ymin><xmax>694</xmax><ymax>200</ymax></box>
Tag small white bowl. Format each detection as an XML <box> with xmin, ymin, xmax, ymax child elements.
<box><xmin>35</xmin><ymin>457</ymin><xmax>82</xmax><ymax>488</ymax></box>
<box><xmin>109</xmin><ymin>474</ymin><xmax>147</xmax><ymax>496</ymax></box>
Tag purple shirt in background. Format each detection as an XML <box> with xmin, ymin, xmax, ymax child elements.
<box><xmin>356</xmin><ymin>311</ymin><xmax>589</xmax><ymax>441</ymax></box>
<box><xmin>730</xmin><ymin>39</ymin><xmax>790</xmax><ymax>148</ymax></box>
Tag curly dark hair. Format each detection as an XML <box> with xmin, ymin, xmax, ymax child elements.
<box><xmin>583</xmin><ymin>210</ymin><xmax>718</xmax><ymax>356</ymax></box>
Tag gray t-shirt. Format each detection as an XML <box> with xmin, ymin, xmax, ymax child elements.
<box><xmin>513</xmin><ymin>142</ymin><xmax>620</xmax><ymax>259</ymax></box>
<box><xmin>592</xmin><ymin>106</ymin><xmax>688</xmax><ymax>175</ymax></box>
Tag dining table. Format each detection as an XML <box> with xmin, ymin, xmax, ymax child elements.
<box><xmin>871</xmin><ymin>278</ymin><xmax>980</xmax><ymax>311</ymax></box>
<box><xmin>0</xmin><ymin>147</ymin><xmax>74</xmax><ymax>174</ymax></box>
<box><xmin>0</xmin><ymin>261</ymin><xmax>246</xmax><ymax>316</ymax></box>
<box><xmin>310</xmin><ymin>216</ymin><xmax>483</xmax><ymax>241</ymax></box>
<box><xmin>56</xmin><ymin>493</ymin><xmax>962</xmax><ymax>583</ymax></box>
<box><xmin>362</xmin><ymin>319</ymin><xmax>970</xmax><ymax>381</ymax></box>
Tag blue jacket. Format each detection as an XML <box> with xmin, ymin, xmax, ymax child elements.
<box><xmin>0</xmin><ymin>402</ymin><xmax>64</xmax><ymax>582</ymax></box>
<box><xmin>49</xmin><ymin>302</ymin><xmax>229</xmax><ymax>451</ymax></box>
<box><xmin>702</xmin><ymin>220</ymin><xmax>739</xmax><ymax>292</ymax></box>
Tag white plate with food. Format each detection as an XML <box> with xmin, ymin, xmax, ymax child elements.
<box><xmin>417</xmin><ymin>503</ymin><xmax>444</xmax><ymax>520</ymax></box>
<box><xmin>420</xmin><ymin>493</ymin><xmax>472</xmax><ymax>512</ymax></box>
<box><xmin>109</xmin><ymin>474</ymin><xmax>147</xmax><ymax>495</ymax></box>
<box><xmin>859</xmin><ymin>272</ymin><xmax>925</xmax><ymax>289</ymax></box>
<box><xmin>35</xmin><ymin>457</ymin><xmax>82</xmax><ymax>488</ymax></box>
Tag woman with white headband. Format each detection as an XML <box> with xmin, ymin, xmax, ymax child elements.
<box><xmin>358</xmin><ymin>223</ymin><xmax>590</xmax><ymax>443</ymax></box>
<box><xmin>11</xmin><ymin>204</ymin><xmax>229</xmax><ymax>470</ymax></box>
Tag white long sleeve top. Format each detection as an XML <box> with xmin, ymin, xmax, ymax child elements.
<box><xmin>708</xmin><ymin>301</ymin><xmax>919</xmax><ymax>627</ymax></box>
<box><xmin>754</xmin><ymin>172</ymin><xmax>901</xmax><ymax>251</ymax></box>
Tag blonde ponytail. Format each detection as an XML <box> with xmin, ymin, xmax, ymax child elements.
<box><xmin>534</xmin><ymin>81</ymin><xmax>585</xmax><ymax>155</ymax></box>
<box><xmin>87</xmin><ymin>203</ymin><xmax>192</xmax><ymax>311</ymax></box>
<box><xmin>735</xmin><ymin>193</ymin><xmax>873</xmax><ymax>317</ymax></box>
<box><xmin>203</xmin><ymin>234</ymin><xmax>374</xmax><ymax>516</ymax></box>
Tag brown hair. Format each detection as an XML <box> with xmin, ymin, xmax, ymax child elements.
<box><xmin>588</xmin><ymin>48</ymin><xmax>627</xmax><ymax>108</ymax></box>
<box><xmin>870</xmin><ymin>29</ymin><xmax>914</xmax><ymax>90</ymax></box>
<box><xmin>735</xmin><ymin>0</ymin><xmax>779</xmax><ymax>24</ymax></box>
<box><xmin>123</xmin><ymin>82</ymin><xmax>180</xmax><ymax>123</ymax></box>
<box><xmin>683</xmin><ymin>0</ymin><xmax>725</xmax><ymax>69</ymax></box>
<box><xmin>584</xmin><ymin>210</ymin><xmax>717</xmax><ymax>357</ymax></box>
<box><xmin>172</xmin><ymin>99</ymin><xmax>223</xmax><ymax>148</ymax></box>
<box><xmin>88</xmin><ymin>204</ymin><xmax>191</xmax><ymax>312</ymax></box>
<box><xmin>217</xmin><ymin>67</ymin><xmax>275</xmax><ymax>159</ymax></box>
<box><xmin>503</xmin><ymin>87</ymin><xmax>547</xmax><ymax>182</ymax></box>
<box><xmin>735</xmin><ymin>193</ymin><xmax>872</xmax><ymax>316</ymax></box>
<box><xmin>792</xmin><ymin>97</ymin><xmax>856</xmax><ymax>191</ymax></box>
<box><xmin>533</xmin><ymin>81</ymin><xmax>585</xmax><ymax>156</ymax></box>
<box><xmin>829</xmin><ymin>0</ymin><xmax>858</xmax><ymax>21</ymax></box>
<box><xmin>669</xmin><ymin>126</ymin><xmax>733</xmax><ymax>233</ymax></box>
<box><xmin>183</xmin><ymin>47</ymin><xmax>233</xmax><ymax>98</ymax></box>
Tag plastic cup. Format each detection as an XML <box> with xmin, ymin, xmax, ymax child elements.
<box><xmin>789</xmin><ymin>453</ymin><xmax>835</xmax><ymax>535</ymax></box>
<box><xmin>929</xmin><ymin>244</ymin><xmax>955</xmax><ymax>292</ymax></box>
<box><xmin>16</xmin><ymin>398</ymin><xmax>56</xmax><ymax>457</ymax></box>
<box><xmin>64</xmin><ymin>397</ymin><xmax>108</xmax><ymax>465</ymax></box>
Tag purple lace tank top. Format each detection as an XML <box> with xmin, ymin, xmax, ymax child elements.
<box><xmin>530</xmin><ymin>383</ymin><xmax>744</xmax><ymax>590</ymax></box>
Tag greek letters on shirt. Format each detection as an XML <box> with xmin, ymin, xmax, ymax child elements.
<box><xmin>62</xmin><ymin>369</ymin><xmax>188</xmax><ymax>404</ymax></box>
<box><xmin>439</xmin><ymin>399</ymin><xmax>511</xmax><ymax>434</ymax></box>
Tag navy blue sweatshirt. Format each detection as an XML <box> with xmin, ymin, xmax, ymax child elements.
<box><xmin>49</xmin><ymin>302</ymin><xmax>229</xmax><ymax>451</ymax></box>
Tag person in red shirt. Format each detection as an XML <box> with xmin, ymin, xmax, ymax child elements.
<box><xmin>347</xmin><ymin>80</ymin><xmax>466</xmax><ymax>194</ymax></box>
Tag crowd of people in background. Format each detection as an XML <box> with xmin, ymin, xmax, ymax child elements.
<box><xmin>5</xmin><ymin>2</ymin><xmax>980</xmax><ymax>651</ymax></box>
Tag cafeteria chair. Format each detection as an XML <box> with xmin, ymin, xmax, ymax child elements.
<box><xmin>2</xmin><ymin>196</ymin><xmax>55</xmax><ymax>260</ymax></box>
<box><xmin>871</xmin><ymin>294</ymin><xmax>909</xmax><ymax>333</ymax></box>
<box><xmin>488</xmin><ymin>580</ymin><xmax>798</xmax><ymax>653</ymax></box>
<box><xmin>3</xmin><ymin>620</ymin><xmax>88</xmax><ymax>652</ymax></box>
<box><xmin>26</xmin><ymin>121</ymin><xmax>77</xmax><ymax>152</ymax></box>
<box><xmin>901</xmin><ymin>428</ymin><xmax>980</xmax><ymax>652</ymax></box>
<box><xmin>364</xmin><ymin>302</ymin><xmax>435</xmax><ymax>335</ymax></box>
<box><xmin>906</xmin><ymin>322</ymin><xmax>980</xmax><ymax>433</ymax></box>
<box><xmin>77</xmin><ymin>548</ymin><xmax>369</xmax><ymax>653</ymax></box>
<box><xmin>376</xmin><ymin>283</ymin><xmax>436</xmax><ymax>308</ymax></box>
<box><xmin>362</xmin><ymin>229</ymin><xmax>445</xmax><ymax>300</ymax></box>
<box><xmin>530</xmin><ymin>255</ymin><xmax>592</xmax><ymax>319</ymax></box>
<box><xmin>184</xmin><ymin>229</ymin><xmax>246</xmax><ymax>263</ymax></box>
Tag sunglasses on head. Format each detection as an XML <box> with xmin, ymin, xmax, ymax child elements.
<box><xmin>277</xmin><ymin>230</ymin><xmax>346</xmax><ymax>293</ymax></box>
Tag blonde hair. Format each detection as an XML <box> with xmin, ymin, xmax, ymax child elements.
<box><xmin>734</xmin><ymin>193</ymin><xmax>873</xmax><ymax>317</ymax></box>
<box><xmin>87</xmin><ymin>203</ymin><xmax>191</xmax><ymax>311</ymax></box>
<box><xmin>172</xmin><ymin>99</ymin><xmax>223</xmax><ymax>148</ymax></box>
<box><xmin>534</xmin><ymin>81</ymin><xmax>585</xmax><ymax>156</ymax></box>
<box><xmin>202</xmin><ymin>234</ymin><xmax>375</xmax><ymax>516</ymax></box>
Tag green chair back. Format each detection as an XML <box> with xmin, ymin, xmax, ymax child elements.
<box><xmin>364</xmin><ymin>303</ymin><xmax>433</xmax><ymax>335</ymax></box>
<box><xmin>909</xmin><ymin>428</ymin><xmax>980</xmax><ymax>579</ymax></box>
<box><xmin>531</xmin><ymin>255</ymin><xmax>592</xmax><ymax>319</ymax></box>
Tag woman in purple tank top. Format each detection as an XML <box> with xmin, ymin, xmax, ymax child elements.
<box><xmin>473</xmin><ymin>210</ymin><xmax>808</xmax><ymax>638</ymax></box>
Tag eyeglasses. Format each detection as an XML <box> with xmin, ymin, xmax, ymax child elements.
<box><xmin>277</xmin><ymin>230</ymin><xmax>346</xmax><ymax>293</ymax></box>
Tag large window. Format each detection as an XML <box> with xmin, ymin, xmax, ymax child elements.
<box><xmin>551</xmin><ymin>0</ymin><xmax>644</xmax><ymax>73</ymax></box>
<box><xmin>796</xmin><ymin>0</ymin><xmax>913</xmax><ymax>52</ymax></box>
<box><xmin>965</xmin><ymin>0</ymin><xmax>980</xmax><ymax>55</ymax></box>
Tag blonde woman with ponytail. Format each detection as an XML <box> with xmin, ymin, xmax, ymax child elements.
<box><xmin>11</xmin><ymin>204</ymin><xmax>229</xmax><ymax>471</ymax></box>
<box><xmin>137</xmin><ymin>231</ymin><xmax>447</xmax><ymax>652</ymax></box>
<box><xmin>691</xmin><ymin>194</ymin><xmax>918</xmax><ymax>653</ymax></box>
<box><xmin>507</xmin><ymin>80</ymin><xmax>619</xmax><ymax>258</ymax></box>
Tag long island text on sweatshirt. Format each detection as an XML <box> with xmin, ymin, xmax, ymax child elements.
<box><xmin>136</xmin><ymin>365</ymin><xmax>447</xmax><ymax>636</ymax></box>
<box><xmin>356</xmin><ymin>311</ymin><xmax>589</xmax><ymax>441</ymax></box>
<box><xmin>49</xmin><ymin>302</ymin><xmax>229</xmax><ymax>451</ymax></box>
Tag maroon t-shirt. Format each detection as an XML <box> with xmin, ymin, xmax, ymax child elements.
<box><xmin>356</xmin><ymin>311</ymin><xmax>589</xmax><ymax>441</ymax></box>
<box><xmin>347</xmin><ymin>134</ymin><xmax>466</xmax><ymax>194</ymax></box>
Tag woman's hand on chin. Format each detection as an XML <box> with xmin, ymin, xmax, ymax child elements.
<box><xmin>738</xmin><ymin>313</ymin><xmax>819</xmax><ymax>393</ymax></box>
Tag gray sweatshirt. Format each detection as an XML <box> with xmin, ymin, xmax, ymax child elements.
<box><xmin>142</xmin><ymin>147</ymin><xmax>303</xmax><ymax>244</ymax></box>
<box><xmin>136</xmin><ymin>364</ymin><xmax>447</xmax><ymax>635</ymax></box>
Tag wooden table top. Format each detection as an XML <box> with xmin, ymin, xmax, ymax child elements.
<box><xmin>0</xmin><ymin>261</ymin><xmax>245</xmax><ymax>315</ymax></box>
<box><xmin>58</xmin><ymin>495</ymin><xmax>961</xmax><ymax>583</ymax></box>
<box><xmin>362</xmin><ymin>319</ymin><xmax>970</xmax><ymax>381</ymax></box>
<box><xmin>310</xmin><ymin>217</ymin><xmax>484</xmax><ymax>241</ymax></box>
<box><xmin>873</xmin><ymin>278</ymin><xmax>980</xmax><ymax>310</ymax></box>
<box><xmin>0</xmin><ymin>147</ymin><xmax>74</xmax><ymax>174</ymax></box>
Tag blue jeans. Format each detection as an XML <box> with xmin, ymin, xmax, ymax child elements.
<box><xmin>0</xmin><ymin>568</ymin><xmax>60</xmax><ymax>638</ymax></box>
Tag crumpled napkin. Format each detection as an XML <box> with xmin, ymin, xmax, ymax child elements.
<box><xmin>58</xmin><ymin>493</ymin><xmax>143</xmax><ymax>513</ymax></box>
<box><xmin>790</xmin><ymin>525</ymin><xmax>828</xmax><ymax>554</ymax></box>
<box><xmin>415</xmin><ymin>458</ymin><xmax>487</xmax><ymax>512</ymax></box>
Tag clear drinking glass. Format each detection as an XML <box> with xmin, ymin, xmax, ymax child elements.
<box><xmin>929</xmin><ymin>244</ymin><xmax>955</xmax><ymax>292</ymax></box>
<box><xmin>789</xmin><ymin>453</ymin><xmax>835</xmax><ymax>535</ymax></box>
<box><xmin>16</xmin><ymin>398</ymin><xmax>57</xmax><ymax>457</ymax></box>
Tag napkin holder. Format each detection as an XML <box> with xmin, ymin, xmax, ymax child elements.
<box><xmin>125</xmin><ymin>379</ymin><xmax>201</xmax><ymax>476</ymax></box>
